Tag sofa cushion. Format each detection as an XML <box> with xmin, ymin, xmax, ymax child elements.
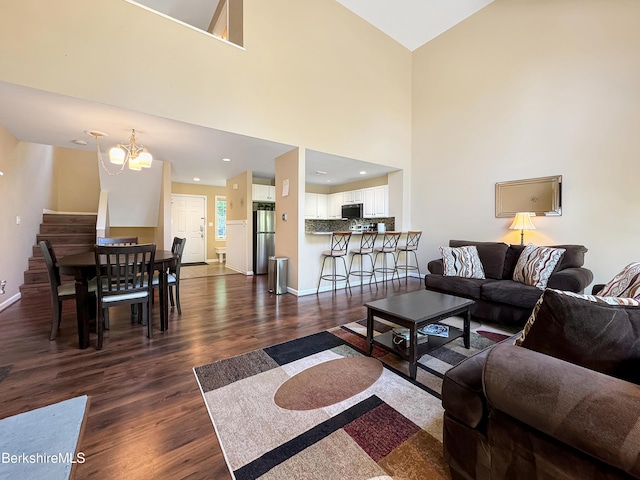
<box><xmin>553</xmin><ymin>244</ymin><xmax>588</xmax><ymax>270</ymax></box>
<box><xmin>480</xmin><ymin>279</ymin><xmax>544</xmax><ymax>310</ymax></box>
<box><xmin>503</xmin><ymin>244</ymin><xmax>588</xmax><ymax>279</ymax></box>
<box><xmin>599</xmin><ymin>262</ymin><xmax>640</xmax><ymax>299</ymax></box>
<box><xmin>512</xmin><ymin>244</ymin><xmax>565</xmax><ymax>289</ymax></box>
<box><xmin>441</xmin><ymin>245</ymin><xmax>485</xmax><ymax>279</ymax></box>
<box><xmin>450</xmin><ymin>240</ymin><xmax>508</xmax><ymax>280</ymax></box>
<box><xmin>424</xmin><ymin>275</ymin><xmax>492</xmax><ymax>300</ymax></box>
<box><xmin>516</xmin><ymin>289</ymin><xmax>640</xmax><ymax>347</ymax></box>
<box><xmin>518</xmin><ymin>289</ymin><xmax>640</xmax><ymax>384</ymax></box>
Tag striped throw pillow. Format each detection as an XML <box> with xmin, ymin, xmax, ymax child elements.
<box><xmin>512</xmin><ymin>244</ymin><xmax>565</xmax><ymax>290</ymax></box>
<box><xmin>440</xmin><ymin>245</ymin><xmax>485</xmax><ymax>279</ymax></box>
<box><xmin>598</xmin><ymin>262</ymin><xmax>640</xmax><ymax>299</ymax></box>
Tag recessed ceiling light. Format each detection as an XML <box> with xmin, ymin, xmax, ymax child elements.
<box><xmin>326</xmin><ymin>180</ymin><xmax>331</xmax><ymax>183</ymax></box>
<box><xmin>0</xmin><ymin>171</ymin><xmax>4</xmax><ymax>176</ymax></box>
<box><xmin>193</xmin><ymin>177</ymin><xmax>200</xmax><ymax>182</ymax></box>
<box><xmin>222</xmin><ymin>158</ymin><xmax>231</xmax><ymax>162</ymax></box>
<box><xmin>73</xmin><ymin>140</ymin><xmax>88</xmax><ymax>145</ymax></box>
<box><xmin>311</xmin><ymin>170</ymin><xmax>327</xmax><ymax>176</ymax></box>
<box><xmin>359</xmin><ymin>171</ymin><xmax>367</xmax><ymax>175</ymax></box>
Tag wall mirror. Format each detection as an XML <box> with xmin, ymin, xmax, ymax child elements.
<box><xmin>495</xmin><ymin>175</ymin><xmax>562</xmax><ymax>217</ymax></box>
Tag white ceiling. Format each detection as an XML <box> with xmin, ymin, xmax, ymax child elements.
<box><xmin>0</xmin><ymin>1</ymin><xmax>493</xmax><ymax>187</ymax></box>
<box><xmin>336</xmin><ymin>0</ymin><xmax>495</xmax><ymax>51</ymax></box>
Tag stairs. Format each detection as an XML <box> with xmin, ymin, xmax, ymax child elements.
<box><xmin>20</xmin><ymin>213</ymin><xmax>97</xmax><ymax>302</ymax></box>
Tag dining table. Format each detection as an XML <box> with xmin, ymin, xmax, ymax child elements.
<box><xmin>58</xmin><ymin>249</ymin><xmax>178</xmax><ymax>349</ymax></box>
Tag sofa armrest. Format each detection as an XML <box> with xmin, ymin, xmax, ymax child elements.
<box><xmin>428</xmin><ymin>258</ymin><xmax>444</xmax><ymax>275</ymax></box>
<box><xmin>546</xmin><ymin>267</ymin><xmax>593</xmax><ymax>293</ymax></box>
<box><xmin>592</xmin><ymin>283</ymin><xmax>605</xmax><ymax>295</ymax></box>
<box><xmin>442</xmin><ymin>333</ymin><xmax>520</xmax><ymax>429</ymax></box>
<box><xmin>483</xmin><ymin>344</ymin><xmax>640</xmax><ymax>478</ymax></box>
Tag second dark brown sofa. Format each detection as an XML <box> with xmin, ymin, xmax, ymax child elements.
<box><xmin>424</xmin><ymin>240</ymin><xmax>593</xmax><ymax>326</ymax></box>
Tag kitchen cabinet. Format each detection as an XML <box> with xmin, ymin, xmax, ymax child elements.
<box><xmin>305</xmin><ymin>193</ymin><xmax>328</xmax><ymax>219</ymax></box>
<box><xmin>363</xmin><ymin>185</ymin><xmax>388</xmax><ymax>217</ymax></box>
<box><xmin>326</xmin><ymin>193</ymin><xmax>343</xmax><ymax>219</ymax></box>
<box><xmin>342</xmin><ymin>189</ymin><xmax>364</xmax><ymax>204</ymax></box>
<box><xmin>252</xmin><ymin>184</ymin><xmax>276</xmax><ymax>202</ymax></box>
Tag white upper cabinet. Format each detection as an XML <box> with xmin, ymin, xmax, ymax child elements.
<box><xmin>253</xmin><ymin>184</ymin><xmax>276</xmax><ymax>202</ymax></box>
<box><xmin>327</xmin><ymin>193</ymin><xmax>343</xmax><ymax>219</ymax></box>
<box><xmin>343</xmin><ymin>189</ymin><xmax>364</xmax><ymax>204</ymax></box>
<box><xmin>305</xmin><ymin>193</ymin><xmax>328</xmax><ymax>219</ymax></box>
<box><xmin>363</xmin><ymin>185</ymin><xmax>388</xmax><ymax>217</ymax></box>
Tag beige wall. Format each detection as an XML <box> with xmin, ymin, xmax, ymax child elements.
<box><xmin>0</xmin><ymin>0</ymin><xmax>412</xmax><ymax>171</ymax></box>
<box><xmin>305</xmin><ymin>175</ymin><xmax>389</xmax><ymax>194</ymax></box>
<box><xmin>274</xmin><ymin>148</ymin><xmax>301</xmax><ymax>290</ymax></box>
<box><xmin>171</xmin><ymin>182</ymin><xmax>228</xmax><ymax>260</ymax></box>
<box><xmin>54</xmin><ymin>147</ymin><xmax>100</xmax><ymax>212</ymax></box>
<box><xmin>225</xmin><ymin>171</ymin><xmax>251</xmax><ymax>222</ymax></box>
<box><xmin>411</xmin><ymin>0</ymin><xmax>640</xmax><ymax>287</ymax></box>
<box><xmin>0</xmin><ymin>127</ymin><xmax>56</xmax><ymax>306</ymax></box>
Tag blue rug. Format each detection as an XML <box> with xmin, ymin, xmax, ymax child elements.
<box><xmin>0</xmin><ymin>395</ymin><xmax>89</xmax><ymax>480</ymax></box>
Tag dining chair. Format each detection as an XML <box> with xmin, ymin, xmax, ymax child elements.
<box><xmin>40</xmin><ymin>240</ymin><xmax>96</xmax><ymax>341</ymax></box>
<box><xmin>97</xmin><ymin>237</ymin><xmax>139</xmax><ymax>246</ymax></box>
<box><xmin>152</xmin><ymin>237</ymin><xmax>186</xmax><ymax>314</ymax></box>
<box><xmin>94</xmin><ymin>243</ymin><xmax>156</xmax><ymax>350</ymax></box>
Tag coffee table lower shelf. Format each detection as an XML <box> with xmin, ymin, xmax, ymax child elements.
<box><xmin>372</xmin><ymin>327</ymin><xmax>464</xmax><ymax>363</ymax></box>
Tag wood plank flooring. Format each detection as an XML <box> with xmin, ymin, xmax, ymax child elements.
<box><xmin>0</xmin><ymin>274</ymin><xmax>423</xmax><ymax>480</ymax></box>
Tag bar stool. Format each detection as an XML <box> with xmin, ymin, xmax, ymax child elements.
<box><xmin>317</xmin><ymin>232</ymin><xmax>352</xmax><ymax>295</ymax></box>
<box><xmin>348</xmin><ymin>232</ymin><xmax>378</xmax><ymax>289</ymax></box>
<box><xmin>373</xmin><ymin>231</ymin><xmax>402</xmax><ymax>287</ymax></box>
<box><xmin>395</xmin><ymin>231</ymin><xmax>422</xmax><ymax>284</ymax></box>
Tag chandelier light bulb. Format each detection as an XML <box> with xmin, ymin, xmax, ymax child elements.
<box><xmin>128</xmin><ymin>156</ymin><xmax>142</xmax><ymax>171</ymax></box>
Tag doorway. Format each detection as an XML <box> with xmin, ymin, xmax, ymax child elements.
<box><xmin>171</xmin><ymin>194</ymin><xmax>206</xmax><ymax>264</ymax></box>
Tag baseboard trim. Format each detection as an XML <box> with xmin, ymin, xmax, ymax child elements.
<box><xmin>0</xmin><ymin>293</ymin><xmax>21</xmax><ymax>312</ymax></box>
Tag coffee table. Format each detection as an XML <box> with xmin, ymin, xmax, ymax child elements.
<box><xmin>365</xmin><ymin>290</ymin><xmax>475</xmax><ymax>379</ymax></box>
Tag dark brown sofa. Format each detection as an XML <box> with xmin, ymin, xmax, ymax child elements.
<box><xmin>442</xmin><ymin>289</ymin><xmax>640</xmax><ymax>480</ymax></box>
<box><xmin>425</xmin><ymin>240</ymin><xmax>594</xmax><ymax>326</ymax></box>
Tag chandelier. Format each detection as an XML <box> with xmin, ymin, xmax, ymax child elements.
<box><xmin>87</xmin><ymin>129</ymin><xmax>153</xmax><ymax>176</ymax></box>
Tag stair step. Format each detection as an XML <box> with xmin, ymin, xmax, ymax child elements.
<box><xmin>19</xmin><ymin>283</ymin><xmax>53</xmax><ymax>299</ymax></box>
<box><xmin>32</xmin><ymin>244</ymin><xmax>94</xmax><ymax>257</ymax></box>
<box><xmin>28</xmin><ymin>257</ymin><xmax>47</xmax><ymax>271</ymax></box>
<box><xmin>43</xmin><ymin>214</ymin><xmax>97</xmax><ymax>225</ymax></box>
<box><xmin>40</xmin><ymin>224</ymin><xmax>95</xmax><ymax>234</ymax></box>
<box><xmin>36</xmin><ymin>233</ymin><xmax>95</xmax><ymax>245</ymax></box>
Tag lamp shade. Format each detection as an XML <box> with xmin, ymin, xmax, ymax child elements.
<box><xmin>109</xmin><ymin>146</ymin><xmax>126</xmax><ymax>165</ymax></box>
<box><xmin>509</xmin><ymin>212</ymin><xmax>536</xmax><ymax>231</ymax></box>
<box><xmin>137</xmin><ymin>150</ymin><xmax>153</xmax><ymax>168</ymax></box>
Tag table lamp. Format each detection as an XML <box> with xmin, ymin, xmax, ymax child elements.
<box><xmin>509</xmin><ymin>212</ymin><xmax>536</xmax><ymax>245</ymax></box>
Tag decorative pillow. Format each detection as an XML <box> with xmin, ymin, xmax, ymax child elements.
<box><xmin>598</xmin><ymin>262</ymin><xmax>640</xmax><ymax>299</ymax></box>
<box><xmin>440</xmin><ymin>246</ymin><xmax>485</xmax><ymax>279</ymax></box>
<box><xmin>515</xmin><ymin>289</ymin><xmax>640</xmax><ymax>384</ymax></box>
<box><xmin>515</xmin><ymin>289</ymin><xmax>640</xmax><ymax>346</ymax></box>
<box><xmin>512</xmin><ymin>244</ymin><xmax>565</xmax><ymax>290</ymax></box>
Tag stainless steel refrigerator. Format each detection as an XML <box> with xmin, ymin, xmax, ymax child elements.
<box><xmin>253</xmin><ymin>210</ymin><xmax>275</xmax><ymax>274</ymax></box>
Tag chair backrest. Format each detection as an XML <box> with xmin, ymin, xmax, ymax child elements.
<box><xmin>97</xmin><ymin>237</ymin><xmax>139</xmax><ymax>246</ymax></box>
<box><xmin>170</xmin><ymin>237</ymin><xmax>186</xmax><ymax>276</ymax></box>
<box><xmin>39</xmin><ymin>240</ymin><xmax>61</xmax><ymax>290</ymax></box>
<box><xmin>380</xmin><ymin>232</ymin><xmax>402</xmax><ymax>251</ymax></box>
<box><xmin>402</xmin><ymin>231</ymin><xmax>422</xmax><ymax>250</ymax></box>
<box><xmin>94</xmin><ymin>243</ymin><xmax>156</xmax><ymax>302</ymax></box>
<box><xmin>359</xmin><ymin>232</ymin><xmax>378</xmax><ymax>250</ymax></box>
<box><xmin>330</xmin><ymin>232</ymin><xmax>352</xmax><ymax>254</ymax></box>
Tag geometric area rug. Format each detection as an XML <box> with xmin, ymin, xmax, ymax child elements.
<box><xmin>193</xmin><ymin>319</ymin><xmax>507</xmax><ymax>480</ymax></box>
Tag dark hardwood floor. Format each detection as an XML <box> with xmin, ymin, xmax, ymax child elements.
<box><xmin>0</xmin><ymin>274</ymin><xmax>423</xmax><ymax>479</ymax></box>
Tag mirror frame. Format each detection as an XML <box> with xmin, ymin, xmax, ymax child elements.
<box><xmin>495</xmin><ymin>175</ymin><xmax>562</xmax><ymax>217</ymax></box>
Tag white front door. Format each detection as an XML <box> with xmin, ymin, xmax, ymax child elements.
<box><xmin>171</xmin><ymin>194</ymin><xmax>206</xmax><ymax>264</ymax></box>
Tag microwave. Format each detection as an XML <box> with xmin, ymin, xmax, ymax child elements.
<box><xmin>341</xmin><ymin>203</ymin><xmax>363</xmax><ymax>219</ymax></box>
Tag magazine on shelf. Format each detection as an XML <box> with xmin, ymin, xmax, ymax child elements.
<box><xmin>419</xmin><ymin>324</ymin><xmax>449</xmax><ymax>338</ymax></box>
